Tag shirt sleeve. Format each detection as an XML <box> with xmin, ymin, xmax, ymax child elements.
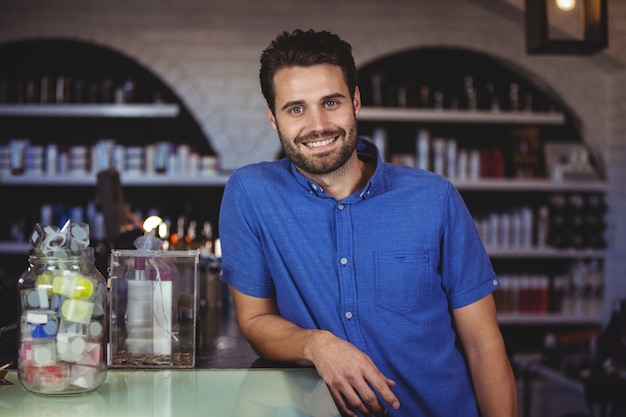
<box><xmin>440</xmin><ymin>182</ymin><xmax>499</xmax><ymax>309</ymax></box>
<box><xmin>218</xmin><ymin>171</ymin><xmax>276</xmax><ymax>298</ymax></box>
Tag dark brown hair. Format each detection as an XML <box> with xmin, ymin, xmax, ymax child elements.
<box><xmin>260</xmin><ymin>29</ymin><xmax>358</xmax><ymax>113</ymax></box>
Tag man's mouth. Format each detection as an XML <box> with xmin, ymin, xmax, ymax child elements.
<box><xmin>304</xmin><ymin>137</ymin><xmax>337</xmax><ymax>148</ymax></box>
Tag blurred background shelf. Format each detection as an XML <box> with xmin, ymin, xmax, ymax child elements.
<box><xmin>0</xmin><ymin>172</ymin><xmax>231</xmax><ymax>186</ymax></box>
<box><xmin>0</xmin><ymin>103</ymin><xmax>180</xmax><ymax>118</ymax></box>
<box><xmin>358</xmin><ymin>107</ymin><xmax>566</xmax><ymax>125</ymax></box>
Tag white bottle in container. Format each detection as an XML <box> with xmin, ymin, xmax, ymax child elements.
<box><xmin>152</xmin><ymin>267</ymin><xmax>172</xmax><ymax>355</ymax></box>
<box><xmin>126</xmin><ymin>257</ymin><xmax>153</xmax><ymax>354</ymax></box>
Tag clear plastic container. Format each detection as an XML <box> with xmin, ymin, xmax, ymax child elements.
<box><xmin>17</xmin><ymin>247</ymin><xmax>107</xmax><ymax>394</ymax></box>
<box><xmin>108</xmin><ymin>249</ymin><xmax>199</xmax><ymax>368</ymax></box>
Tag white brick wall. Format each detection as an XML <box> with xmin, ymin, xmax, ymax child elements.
<box><xmin>0</xmin><ymin>0</ymin><xmax>625</xmax><ymax>315</ymax></box>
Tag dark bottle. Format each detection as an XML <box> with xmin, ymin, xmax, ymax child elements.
<box><xmin>25</xmin><ymin>76</ymin><xmax>38</xmax><ymax>103</ymax></box>
<box><xmin>0</xmin><ymin>77</ymin><xmax>8</xmax><ymax>103</ymax></box>
<box><xmin>566</xmin><ymin>193</ymin><xmax>586</xmax><ymax>249</ymax></box>
<box><xmin>548</xmin><ymin>194</ymin><xmax>567</xmax><ymax>248</ymax></box>
<box><xmin>585</xmin><ymin>194</ymin><xmax>607</xmax><ymax>249</ymax></box>
<box><xmin>122</xmin><ymin>77</ymin><xmax>136</xmax><ymax>103</ymax></box>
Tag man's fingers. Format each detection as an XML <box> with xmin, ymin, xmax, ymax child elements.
<box><xmin>328</xmin><ymin>385</ymin><xmax>358</xmax><ymax>417</ymax></box>
<box><xmin>342</xmin><ymin>378</ymin><xmax>389</xmax><ymax>416</ymax></box>
<box><xmin>366</xmin><ymin>374</ymin><xmax>400</xmax><ymax>410</ymax></box>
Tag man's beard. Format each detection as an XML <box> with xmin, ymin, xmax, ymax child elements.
<box><xmin>277</xmin><ymin>120</ymin><xmax>358</xmax><ymax>177</ymax></box>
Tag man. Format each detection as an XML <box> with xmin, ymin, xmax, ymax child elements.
<box><xmin>219</xmin><ymin>29</ymin><xmax>518</xmax><ymax>417</ymax></box>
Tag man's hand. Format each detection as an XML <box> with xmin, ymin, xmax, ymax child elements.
<box><xmin>306</xmin><ymin>331</ymin><xmax>400</xmax><ymax>417</ymax></box>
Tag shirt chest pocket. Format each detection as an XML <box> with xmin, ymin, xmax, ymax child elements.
<box><xmin>374</xmin><ymin>250</ymin><xmax>430</xmax><ymax>314</ymax></box>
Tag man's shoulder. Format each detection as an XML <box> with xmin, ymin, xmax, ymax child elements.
<box><xmin>231</xmin><ymin>159</ymin><xmax>290</xmax><ymax>179</ymax></box>
<box><xmin>382</xmin><ymin>163</ymin><xmax>453</xmax><ymax>190</ymax></box>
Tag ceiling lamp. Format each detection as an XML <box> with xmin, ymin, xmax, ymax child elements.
<box><xmin>525</xmin><ymin>0</ymin><xmax>608</xmax><ymax>54</ymax></box>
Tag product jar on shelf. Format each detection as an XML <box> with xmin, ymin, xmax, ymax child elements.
<box><xmin>17</xmin><ymin>221</ymin><xmax>107</xmax><ymax>395</ymax></box>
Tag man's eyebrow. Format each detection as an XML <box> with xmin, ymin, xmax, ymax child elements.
<box><xmin>280</xmin><ymin>100</ymin><xmax>305</xmax><ymax>113</ymax></box>
<box><xmin>322</xmin><ymin>93</ymin><xmax>348</xmax><ymax>102</ymax></box>
<box><xmin>279</xmin><ymin>93</ymin><xmax>348</xmax><ymax>113</ymax></box>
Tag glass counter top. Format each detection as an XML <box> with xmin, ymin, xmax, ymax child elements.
<box><xmin>0</xmin><ymin>368</ymin><xmax>340</xmax><ymax>417</ymax></box>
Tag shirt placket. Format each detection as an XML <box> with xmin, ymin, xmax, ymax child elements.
<box><xmin>335</xmin><ymin>201</ymin><xmax>366</xmax><ymax>347</ymax></box>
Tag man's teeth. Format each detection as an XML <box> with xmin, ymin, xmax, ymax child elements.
<box><xmin>306</xmin><ymin>138</ymin><xmax>335</xmax><ymax>148</ymax></box>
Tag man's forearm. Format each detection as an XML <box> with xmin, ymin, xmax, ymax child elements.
<box><xmin>237</xmin><ymin>306</ymin><xmax>331</xmax><ymax>365</ymax></box>
<box><xmin>469</xmin><ymin>349</ymin><xmax>519</xmax><ymax>417</ymax></box>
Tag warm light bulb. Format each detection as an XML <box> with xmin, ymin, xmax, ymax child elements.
<box><xmin>143</xmin><ymin>215</ymin><xmax>163</xmax><ymax>233</ymax></box>
<box><xmin>555</xmin><ymin>0</ymin><xmax>576</xmax><ymax>11</ymax></box>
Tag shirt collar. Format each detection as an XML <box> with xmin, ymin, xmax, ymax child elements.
<box><xmin>290</xmin><ymin>137</ymin><xmax>382</xmax><ymax>202</ymax></box>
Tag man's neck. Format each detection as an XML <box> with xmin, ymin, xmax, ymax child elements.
<box><xmin>301</xmin><ymin>153</ymin><xmax>375</xmax><ymax>201</ymax></box>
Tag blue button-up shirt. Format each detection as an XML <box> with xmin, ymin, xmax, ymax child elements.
<box><xmin>219</xmin><ymin>138</ymin><xmax>499</xmax><ymax>416</ymax></box>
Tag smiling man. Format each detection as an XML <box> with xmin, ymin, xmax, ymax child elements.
<box><xmin>219</xmin><ymin>29</ymin><xmax>519</xmax><ymax>417</ymax></box>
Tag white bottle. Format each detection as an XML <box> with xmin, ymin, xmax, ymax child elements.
<box><xmin>445</xmin><ymin>138</ymin><xmax>457</xmax><ymax>179</ymax></box>
<box><xmin>152</xmin><ymin>267</ymin><xmax>172</xmax><ymax>355</ymax></box>
<box><xmin>126</xmin><ymin>257</ymin><xmax>153</xmax><ymax>354</ymax></box>
<box><xmin>432</xmin><ymin>138</ymin><xmax>446</xmax><ymax>177</ymax></box>
<box><xmin>372</xmin><ymin>128</ymin><xmax>388</xmax><ymax>162</ymax></box>
<box><xmin>416</xmin><ymin>129</ymin><xmax>430</xmax><ymax>171</ymax></box>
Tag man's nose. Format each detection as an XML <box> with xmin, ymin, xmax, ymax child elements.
<box><xmin>305</xmin><ymin>107</ymin><xmax>329</xmax><ymax>131</ymax></box>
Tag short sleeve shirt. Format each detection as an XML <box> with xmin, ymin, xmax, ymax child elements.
<box><xmin>219</xmin><ymin>138</ymin><xmax>499</xmax><ymax>417</ymax></box>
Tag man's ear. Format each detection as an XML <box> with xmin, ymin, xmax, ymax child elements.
<box><xmin>353</xmin><ymin>86</ymin><xmax>362</xmax><ymax>117</ymax></box>
<box><xmin>268</xmin><ymin>108</ymin><xmax>278</xmax><ymax>132</ymax></box>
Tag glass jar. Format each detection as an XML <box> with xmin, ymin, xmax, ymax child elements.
<box><xmin>17</xmin><ymin>248</ymin><xmax>107</xmax><ymax>394</ymax></box>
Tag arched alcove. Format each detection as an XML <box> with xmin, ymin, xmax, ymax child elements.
<box><xmin>357</xmin><ymin>47</ymin><xmax>604</xmax><ymax>178</ymax></box>
<box><xmin>0</xmin><ymin>39</ymin><xmax>226</xmax><ymax>256</ymax></box>
<box><xmin>0</xmin><ymin>38</ymin><xmax>215</xmax><ymax>155</ymax></box>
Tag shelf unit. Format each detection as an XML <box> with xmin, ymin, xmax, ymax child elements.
<box><xmin>0</xmin><ymin>102</ymin><xmax>225</xmax><ymax>254</ymax></box>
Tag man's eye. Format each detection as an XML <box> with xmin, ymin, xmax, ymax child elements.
<box><xmin>289</xmin><ymin>106</ymin><xmax>303</xmax><ymax>115</ymax></box>
<box><xmin>325</xmin><ymin>100</ymin><xmax>338</xmax><ymax>107</ymax></box>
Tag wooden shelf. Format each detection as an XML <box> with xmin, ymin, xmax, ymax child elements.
<box><xmin>0</xmin><ymin>103</ymin><xmax>180</xmax><ymax>118</ymax></box>
<box><xmin>0</xmin><ymin>172</ymin><xmax>231</xmax><ymax>187</ymax></box>
<box><xmin>3</xmin><ymin>173</ymin><xmax>605</xmax><ymax>193</ymax></box>
<box><xmin>452</xmin><ymin>178</ymin><xmax>606</xmax><ymax>192</ymax></box>
<box><xmin>486</xmin><ymin>247</ymin><xmax>605</xmax><ymax>259</ymax></box>
<box><xmin>358</xmin><ymin>107</ymin><xmax>566</xmax><ymax>125</ymax></box>
<box><xmin>497</xmin><ymin>312</ymin><xmax>603</xmax><ymax>325</ymax></box>
<box><xmin>0</xmin><ymin>241</ymin><xmax>29</xmax><ymax>255</ymax></box>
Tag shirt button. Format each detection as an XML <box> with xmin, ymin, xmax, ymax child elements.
<box><xmin>338</xmin><ymin>203</ymin><xmax>344</xmax><ymax>210</ymax></box>
<box><xmin>310</xmin><ymin>184</ymin><xmax>318</xmax><ymax>191</ymax></box>
<box><xmin>340</xmin><ymin>257</ymin><xmax>348</xmax><ymax>266</ymax></box>
<box><xmin>492</xmin><ymin>279</ymin><xmax>499</xmax><ymax>286</ymax></box>
<box><xmin>345</xmin><ymin>311</ymin><xmax>353</xmax><ymax>319</ymax></box>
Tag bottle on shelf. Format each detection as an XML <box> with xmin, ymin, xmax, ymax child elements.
<box><xmin>198</xmin><ymin>221</ymin><xmax>221</xmax><ymax>308</ymax></box>
<box><xmin>200</xmin><ymin>221</ymin><xmax>214</xmax><ymax>258</ymax></box>
<box><xmin>184</xmin><ymin>220</ymin><xmax>200</xmax><ymax>250</ymax></box>
<box><xmin>169</xmin><ymin>216</ymin><xmax>186</xmax><ymax>251</ymax></box>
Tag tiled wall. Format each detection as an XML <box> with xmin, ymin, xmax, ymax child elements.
<box><xmin>1</xmin><ymin>0</ymin><xmax>625</xmax><ymax>314</ymax></box>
